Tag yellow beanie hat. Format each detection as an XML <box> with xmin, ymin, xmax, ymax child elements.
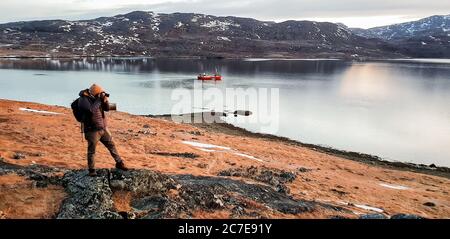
<box><xmin>89</xmin><ymin>84</ymin><xmax>104</xmax><ymax>96</ymax></box>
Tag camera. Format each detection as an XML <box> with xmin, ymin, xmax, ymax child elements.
<box><xmin>106</xmin><ymin>103</ymin><xmax>117</xmax><ymax>111</ymax></box>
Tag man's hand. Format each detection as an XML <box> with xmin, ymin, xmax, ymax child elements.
<box><xmin>99</xmin><ymin>92</ymin><xmax>109</xmax><ymax>103</ymax></box>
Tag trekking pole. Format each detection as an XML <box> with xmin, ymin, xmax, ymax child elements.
<box><xmin>80</xmin><ymin>122</ymin><xmax>84</xmax><ymax>142</ymax></box>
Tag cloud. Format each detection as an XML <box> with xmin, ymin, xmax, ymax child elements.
<box><xmin>0</xmin><ymin>0</ymin><xmax>448</xmax><ymax>28</ymax></box>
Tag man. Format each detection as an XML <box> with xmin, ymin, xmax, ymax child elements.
<box><xmin>78</xmin><ymin>84</ymin><xmax>128</xmax><ymax>176</ymax></box>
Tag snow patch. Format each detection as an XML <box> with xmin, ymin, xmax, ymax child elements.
<box><xmin>19</xmin><ymin>108</ymin><xmax>61</xmax><ymax>115</ymax></box>
<box><xmin>201</xmin><ymin>20</ymin><xmax>240</xmax><ymax>31</ymax></box>
<box><xmin>379</xmin><ymin>183</ymin><xmax>409</xmax><ymax>190</ymax></box>
<box><xmin>59</xmin><ymin>22</ymin><xmax>74</xmax><ymax>32</ymax></box>
<box><xmin>198</xmin><ymin>148</ymin><xmax>216</xmax><ymax>152</ymax></box>
<box><xmin>191</xmin><ymin>15</ymin><xmax>201</xmax><ymax>23</ymax></box>
<box><xmin>182</xmin><ymin>141</ymin><xmax>231</xmax><ymax>150</ymax></box>
<box><xmin>149</xmin><ymin>12</ymin><xmax>161</xmax><ymax>32</ymax></box>
<box><xmin>175</xmin><ymin>22</ymin><xmax>184</xmax><ymax>28</ymax></box>
<box><xmin>101</xmin><ymin>21</ymin><xmax>114</xmax><ymax>27</ymax></box>
<box><xmin>217</xmin><ymin>36</ymin><xmax>231</xmax><ymax>41</ymax></box>
<box><xmin>182</xmin><ymin>140</ymin><xmax>264</xmax><ymax>163</ymax></box>
<box><xmin>354</xmin><ymin>204</ymin><xmax>384</xmax><ymax>213</ymax></box>
<box><xmin>233</xmin><ymin>152</ymin><xmax>263</xmax><ymax>162</ymax></box>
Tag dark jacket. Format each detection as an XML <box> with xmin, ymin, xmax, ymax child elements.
<box><xmin>78</xmin><ymin>89</ymin><xmax>109</xmax><ymax>132</ymax></box>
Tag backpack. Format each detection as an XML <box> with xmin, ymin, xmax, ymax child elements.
<box><xmin>71</xmin><ymin>98</ymin><xmax>84</xmax><ymax>122</ymax></box>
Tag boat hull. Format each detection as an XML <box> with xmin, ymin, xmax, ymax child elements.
<box><xmin>198</xmin><ymin>75</ymin><xmax>222</xmax><ymax>81</ymax></box>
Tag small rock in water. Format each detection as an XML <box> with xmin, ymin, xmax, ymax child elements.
<box><xmin>359</xmin><ymin>213</ymin><xmax>387</xmax><ymax>219</ymax></box>
<box><xmin>13</xmin><ymin>152</ymin><xmax>26</xmax><ymax>160</ymax></box>
<box><xmin>423</xmin><ymin>202</ymin><xmax>436</xmax><ymax>207</ymax></box>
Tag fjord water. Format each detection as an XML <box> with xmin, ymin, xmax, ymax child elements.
<box><xmin>0</xmin><ymin>58</ymin><xmax>449</xmax><ymax>166</ymax></box>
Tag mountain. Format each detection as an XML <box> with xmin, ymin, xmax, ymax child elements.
<box><xmin>351</xmin><ymin>15</ymin><xmax>450</xmax><ymax>58</ymax></box>
<box><xmin>351</xmin><ymin>15</ymin><xmax>449</xmax><ymax>40</ymax></box>
<box><xmin>0</xmin><ymin>11</ymin><xmax>401</xmax><ymax>59</ymax></box>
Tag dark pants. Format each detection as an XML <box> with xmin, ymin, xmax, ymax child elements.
<box><xmin>85</xmin><ymin>129</ymin><xmax>122</xmax><ymax>170</ymax></box>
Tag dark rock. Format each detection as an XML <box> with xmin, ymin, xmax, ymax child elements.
<box><xmin>13</xmin><ymin>152</ymin><xmax>26</xmax><ymax>160</ymax></box>
<box><xmin>190</xmin><ymin>131</ymin><xmax>203</xmax><ymax>136</ymax></box>
<box><xmin>359</xmin><ymin>213</ymin><xmax>388</xmax><ymax>219</ymax></box>
<box><xmin>173</xmin><ymin>174</ymin><xmax>315</xmax><ymax>215</ymax></box>
<box><xmin>390</xmin><ymin>214</ymin><xmax>425</xmax><ymax>219</ymax></box>
<box><xmin>143</xmin><ymin>124</ymin><xmax>151</xmax><ymax>128</ymax></box>
<box><xmin>132</xmin><ymin>196</ymin><xmax>167</xmax><ymax>211</ymax></box>
<box><xmin>137</xmin><ymin>129</ymin><xmax>154</xmax><ymax>135</ymax></box>
<box><xmin>57</xmin><ymin>169</ymin><xmax>120</xmax><ymax>219</ymax></box>
<box><xmin>0</xmin><ymin>161</ymin><xmax>348</xmax><ymax>219</ymax></box>
<box><xmin>196</xmin><ymin>163</ymin><xmax>208</xmax><ymax>169</ymax></box>
<box><xmin>31</xmin><ymin>152</ymin><xmax>45</xmax><ymax>157</ymax></box>
<box><xmin>218</xmin><ymin>166</ymin><xmax>296</xmax><ymax>194</ymax></box>
<box><xmin>297</xmin><ymin>167</ymin><xmax>312</xmax><ymax>173</ymax></box>
<box><xmin>109</xmin><ymin>169</ymin><xmax>176</xmax><ymax>196</ymax></box>
<box><xmin>329</xmin><ymin>215</ymin><xmax>350</xmax><ymax>219</ymax></box>
<box><xmin>118</xmin><ymin>211</ymin><xmax>136</xmax><ymax>219</ymax></box>
<box><xmin>331</xmin><ymin>188</ymin><xmax>347</xmax><ymax>196</ymax></box>
<box><xmin>151</xmin><ymin>152</ymin><xmax>199</xmax><ymax>159</ymax></box>
<box><xmin>423</xmin><ymin>202</ymin><xmax>436</xmax><ymax>207</ymax></box>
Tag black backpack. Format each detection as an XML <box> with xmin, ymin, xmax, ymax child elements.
<box><xmin>71</xmin><ymin>98</ymin><xmax>84</xmax><ymax>122</ymax></box>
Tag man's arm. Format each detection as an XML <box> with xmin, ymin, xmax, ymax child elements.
<box><xmin>79</xmin><ymin>96</ymin><xmax>102</xmax><ymax>113</ymax></box>
<box><xmin>100</xmin><ymin>93</ymin><xmax>110</xmax><ymax>112</ymax></box>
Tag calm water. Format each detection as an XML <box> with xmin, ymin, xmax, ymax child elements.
<box><xmin>0</xmin><ymin>58</ymin><xmax>449</xmax><ymax>166</ymax></box>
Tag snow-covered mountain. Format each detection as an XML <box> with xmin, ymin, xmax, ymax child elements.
<box><xmin>351</xmin><ymin>15</ymin><xmax>450</xmax><ymax>58</ymax></box>
<box><xmin>351</xmin><ymin>15</ymin><xmax>450</xmax><ymax>40</ymax></box>
<box><xmin>0</xmin><ymin>11</ymin><xmax>400</xmax><ymax>58</ymax></box>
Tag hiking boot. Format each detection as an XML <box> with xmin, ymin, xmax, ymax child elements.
<box><xmin>116</xmin><ymin>161</ymin><xmax>129</xmax><ymax>171</ymax></box>
<box><xmin>88</xmin><ymin>169</ymin><xmax>97</xmax><ymax>177</ymax></box>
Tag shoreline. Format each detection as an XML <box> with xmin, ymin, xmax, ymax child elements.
<box><xmin>1</xmin><ymin>56</ymin><xmax>449</xmax><ymax>66</ymax></box>
<box><xmin>151</xmin><ymin>112</ymin><xmax>450</xmax><ymax>179</ymax></box>
<box><xmin>1</xmin><ymin>97</ymin><xmax>449</xmax><ymax>178</ymax></box>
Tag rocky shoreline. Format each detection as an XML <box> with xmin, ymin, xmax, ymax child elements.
<box><xmin>151</xmin><ymin>112</ymin><xmax>450</xmax><ymax>179</ymax></box>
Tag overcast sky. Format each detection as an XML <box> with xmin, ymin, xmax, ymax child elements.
<box><xmin>0</xmin><ymin>0</ymin><xmax>449</xmax><ymax>28</ymax></box>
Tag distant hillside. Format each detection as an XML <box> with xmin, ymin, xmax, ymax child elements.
<box><xmin>351</xmin><ymin>15</ymin><xmax>450</xmax><ymax>58</ymax></box>
<box><xmin>0</xmin><ymin>11</ymin><xmax>401</xmax><ymax>59</ymax></box>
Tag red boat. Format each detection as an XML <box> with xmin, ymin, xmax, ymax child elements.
<box><xmin>197</xmin><ymin>74</ymin><xmax>222</xmax><ymax>81</ymax></box>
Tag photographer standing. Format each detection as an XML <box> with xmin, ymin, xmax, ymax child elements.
<box><xmin>78</xmin><ymin>84</ymin><xmax>128</xmax><ymax>176</ymax></box>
